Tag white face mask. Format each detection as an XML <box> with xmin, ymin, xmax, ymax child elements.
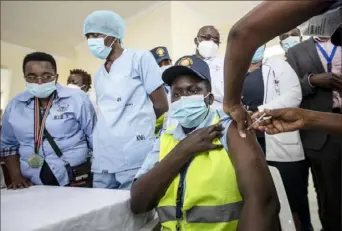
<box><xmin>197</xmin><ymin>40</ymin><xmax>218</xmax><ymax>59</ymax></box>
<box><xmin>67</xmin><ymin>84</ymin><xmax>85</xmax><ymax>90</ymax></box>
<box><xmin>160</xmin><ymin>65</ymin><xmax>172</xmax><ymax>73</ymax></box>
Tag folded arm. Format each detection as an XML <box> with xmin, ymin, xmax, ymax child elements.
<box><xmin>286</xmin><ymin>48</ymin><xmax>316</xmax><ymax>97</ymax></box>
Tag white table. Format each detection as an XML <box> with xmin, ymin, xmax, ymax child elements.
<box><xmin>1</xmin><ymin>186</ymin><xmax>151</xmax><ymax>231</ymax></box>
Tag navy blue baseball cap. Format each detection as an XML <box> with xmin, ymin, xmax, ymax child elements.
<box><xmin>150</xmin><ymin>46</ymin><xmax>171</xmax><ymax>64</ymax></box>
<box><xmin>162</xmin><ymin>55</ymin><xmax>211</xmax><ymax>86</ymax></box>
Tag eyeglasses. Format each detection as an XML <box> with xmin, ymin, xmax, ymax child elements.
<box><xmin>25</xmin><ymin>74</ymin><xmax>56</xmax><ymax>83</ymax></box>
<box><xmin>198</xmin><ymin>35</ymin><xmax>221</xmax><ymax>44</ymax></box>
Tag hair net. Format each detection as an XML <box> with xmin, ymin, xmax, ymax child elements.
<box><xmin>83</xmin><ymin>10</ymin><xmax>125</xmax><ymax>42</ymax></box>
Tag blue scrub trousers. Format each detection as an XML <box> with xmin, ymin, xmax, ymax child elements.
<box><xmin>92</xmin><ymin>168</ymin><xmax>139</xmax><ymax>190</ymax></box>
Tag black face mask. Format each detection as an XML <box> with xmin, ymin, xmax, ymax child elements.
<box><xmin>331</xmin><ymin>27</ymin><xmax>341</xmax><ymax>46</ymax></box>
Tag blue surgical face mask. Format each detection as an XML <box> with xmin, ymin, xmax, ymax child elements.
<box><xmin>281</xmin><ymin>36</ymin><xmax>301</xmax><ymax>52</ymax></box>
<box><xmin>170</xmin><ymin>94</ymin><xmax>210</xmax><ymax>128</ymax></box>
<box><xmin>251</xmin><ymin>46</ymin><xmax>266</xmax><ymax>63</ymax></box>
<box><xmin>87</xmin><ymin>37</ymin><xmax>116</xmax><ymax>60</ymax></box>
<box><xmin>26</xmin><ymin>81</ymin><xmax>57</xmax><ymax>98</ymax></box>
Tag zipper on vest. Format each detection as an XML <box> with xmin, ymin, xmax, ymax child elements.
<box><xmin>176</xmin><ymin>160</ymin><xmax>192</xmax><ymax>231</ymax></box>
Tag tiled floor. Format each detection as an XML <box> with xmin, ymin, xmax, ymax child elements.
<box><xmin>308</xmin><ymin>173</ymin><xmax>322</xmax><ymax>230</ymax></box>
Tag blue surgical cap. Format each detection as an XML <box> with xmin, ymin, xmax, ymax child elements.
<box><xmin>83</xmin><ymin>10</ymin><xmax>125</xmax><ymax>42</ymax></box>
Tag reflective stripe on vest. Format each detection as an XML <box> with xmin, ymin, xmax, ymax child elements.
<box><xmin>157</xmin><ymin>201</ymin><xmax>244</xmax><ymax>223</ymax></box>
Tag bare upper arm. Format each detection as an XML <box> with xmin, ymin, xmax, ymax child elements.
<box><xmin>230</xmin><ymin>1</ymin><xmax>332</xmax><ymax>48</ymax></box>
<box><xmin>226</xmin><ymin>122</ymin><xmax>275</xmax><ymax>199</ymax></box>
<box><xmin>149</xmin><ymin>86</ymin><xmax>169</xmax><ymax>111</ymax></box>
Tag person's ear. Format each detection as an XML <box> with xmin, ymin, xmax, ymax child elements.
<box><xmin>208</xmin><ymin>93</ymin><xmax>214</xmax><ymax>105</ymax></box>
<box><xmin>194</xmin><ymin>37</ymin><xmax>199</xmax><ymax>46</ymax></box>
<box><xmin>104</xmin><ymin>36</ymin><xmax>116</xmax><ymax>47</ymax></box>
<box><xmin>55</xmin><ymin>74</ymin><xmax>59</xmax><ymax>82</ymax></box>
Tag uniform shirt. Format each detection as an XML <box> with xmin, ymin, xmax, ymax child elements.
<box><xmin>92</xmin><ymin>48</ymin><xmax>163</xmax><ymax>173</ymax></box>
<box><xmin>134</xmin><ymin>108</ymin><xmax>232</xmax><ymax>179</ymax></box>
<box><xmin>0</xmin><ymin>84</ymin><xmax>96</xmax><ymax>186</ymax></box>
<box><xmin>204</xmin><ymin>56</ymin><xmax>224</xmax><ymax>109</ymax></box>
<box><xmin>315</xmin><ymin>39</ymin><xmax>342</xmax><ymax>108</ymax></box>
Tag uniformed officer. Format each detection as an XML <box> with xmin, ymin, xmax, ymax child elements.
<box><xmin>150</xmin><ymin>46</ymin><xmax>173</xmax><ymax>135</ymax></box>
<box><xmin>83</xmin><ymin>10</ymin><xmax>168</xmax><ymax>189</ymax></box>
<box><xmin>130</xmin><ymin>55</ymin><xmax>280</xmax><ymax>231</ymax></box>
<box><xmin>150</xmin><ymin>46</ymin><xmax>172</xmax><ymax>69</ymax></box>
<box><xmin>1</xmin><ymin>52</ymin><xmax>95</xmax><ymax>189</ymax></box>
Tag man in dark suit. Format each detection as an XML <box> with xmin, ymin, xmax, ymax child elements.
<box><xmin>286</xmin><ymin>31</ymin><xmax>342</xmax><ymax>231</ymax></box>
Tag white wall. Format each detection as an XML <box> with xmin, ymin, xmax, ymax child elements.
<box><xmin>1</xmin><ymin>68</ymin><xmax>11</xmax><ymax>110</ymax></box>
<box><xmin>169</xmin><ymin>1</ymin><xmax>208</xmax><ymax>60</ymax></box>
<box><xmin>0</xmin><ymin>40</ymin><xmax>75</xmax><ymax>102</ymax></box>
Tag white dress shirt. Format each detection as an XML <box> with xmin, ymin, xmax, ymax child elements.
<box><xmin>204</xmin><ymin>56</ymin><xmax>225</xmax><ymax>110</ymax></box>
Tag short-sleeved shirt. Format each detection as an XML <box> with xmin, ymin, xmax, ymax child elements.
<box><xmin>0</xmin><ymin>84</ymin><xmax>96</xmax><ymax>186</ymax></box>
<box><xmin>134</xmin><ymin>109</ymin><xmax>233</xmax><ymax>179</ymax></box>
<box><xmin>92</xmin><ymin>48</ymin><xmax>164</xmax><ymax>173</ymax></box>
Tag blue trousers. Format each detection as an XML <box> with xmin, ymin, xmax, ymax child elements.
<box><xmin>92</xmin><ymin>168</ymin><xmax>139</xmax><ymax>190</ymax></box>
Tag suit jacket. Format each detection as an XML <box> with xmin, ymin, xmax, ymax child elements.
<box><xmin>286</xmin><ymin>37</ymin><xmax>333</xmax><ymax>150</ymax></box>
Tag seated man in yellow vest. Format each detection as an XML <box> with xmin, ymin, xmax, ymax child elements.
<box><xmin>130</xmin><ymin>55</ymin><xmax>280</xmax><ymax>231</ymax></box>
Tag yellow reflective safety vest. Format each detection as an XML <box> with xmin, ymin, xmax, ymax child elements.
<box><xmin>157</xmin><ymin>114</ymin><xmax>243</xmax><ymax>231</ymax></box>
<box><xmin>155</xmin><ymin>114</ymin><xmax>165</xmax><ymax>137</ymax></box>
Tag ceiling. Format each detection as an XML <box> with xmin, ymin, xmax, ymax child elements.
<box><xmin>1</xmin><ymin>1</ymin><xmax>160</xmax><ymax>58</ymax></box>
<box><xmin>1</xmin><ymin>1</ymin><xmax>265</xmax><ymax>58</ymax></box>
<box><xmin>182</xmin><ymin>1</ymin><xmax>262</xmax><ymax>25</ymax></box>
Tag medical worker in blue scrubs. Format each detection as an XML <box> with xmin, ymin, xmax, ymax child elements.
<box><xmin>83</xmin><ymin>10</ymin><xmax>169</xmax><ymax>189</ymax></box>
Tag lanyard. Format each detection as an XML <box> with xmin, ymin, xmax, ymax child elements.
<box><xmin>34</xmin><ymin>94</ymin><xmax>55</xmax><ymax>154</ymax></box>
<box><xmin>316</xmin><ymin>43</ymin><xmax>337</xmax><ymax>72</ymax></box>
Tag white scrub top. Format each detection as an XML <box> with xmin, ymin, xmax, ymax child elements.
<box><xmin>204</xmin><ymin>56</ymin><xmax>224</xmax><ymax>110</ymax></box>
<box><xmin>87</xmin><ymin>88</ymin><xmax>97</xmax><ymax>113</ymax></box>
<box><xmin>92</xmin><ymin>48</ymin><xmax>163</xmax><ymax>173</ymax></box>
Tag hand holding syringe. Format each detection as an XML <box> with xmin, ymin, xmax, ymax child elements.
<box><xmin>247</xmin><ymin>113</ymin><xmax>272</xmax><ymax>131</ymax></box>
